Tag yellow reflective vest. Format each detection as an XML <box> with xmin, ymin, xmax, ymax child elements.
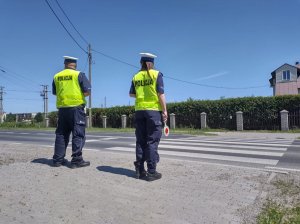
<box><xmin>54</xmin><ymin>69</ymin><xmax>85</xmax><ymax>108</ymax></box>
<box><xmin>133</xmin><ymin>69</ymin><xmax>162</xmax><ymax>111</ymax></box>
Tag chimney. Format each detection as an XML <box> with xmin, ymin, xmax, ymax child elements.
<box><xmin>296</xmin><ymin>61</ymin><xmax>300</xmax><ymax>69</ymax></box>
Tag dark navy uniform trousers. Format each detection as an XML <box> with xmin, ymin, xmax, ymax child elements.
<box><xmin>135</xmin><ymin>110</ymin><xmax>162</xmax><ymax>173</ymax></box>
<box><xmin>53</xmin><ymin>106</ymin><xmax>86</xmax><ymax>163</ymax></box>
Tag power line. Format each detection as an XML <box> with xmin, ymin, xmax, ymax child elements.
<box><xmin>0</xmin><ymin>65</ymin><xmax>40</xmax><ymax>86</ymax></box>
<box><xmin>163</xmin><ymin>76</ymin><xmax>269</xmax><ymax>89</ymax></box>
<box><xmin>44</xmin><ymin>1</ymin><xmax>267</xmax><ymax>90</ymax></box>
<box><xmin>91</xmin><ymin>49</ymin><xmax>268</xmax><ymax>89</ymax></box>
<box><xmin>44</xmin><ymin>0</ymin><xmax>88</xmax><ymax>54</ymax></box>
<box><xmin>0</xmin><ymin>70</ymin><xmax>39</xmax><ymax>90</ymax></box>
<box><xmin>54</xmin><ymin>0</ymin><xmax>89</xmax><ymax>45</ymax></box>
<box><xmin>5</xmin><ymin>98</ymin><xmax>41</xmax><ymax>101</ymax></box>
<box><xmin>6</xmin><ymin>89</ymin><xmax>40</xmax><ymax>93</ymax></box>
<box><xmin>92</xmin><ymin>49</ymin><xmax>138</xmax><ymax>69</ymax></box>
<box><xmin>0</xmin><ymin>74</ymin><xmax>28</xmax><ymax>89</ymax></box>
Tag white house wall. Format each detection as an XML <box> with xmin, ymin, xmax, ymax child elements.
<box><xmin>275</xmin><ymin>64</ymin><xmax>297</xmax><ymax>83</ymax></box>
<box><xmin>274</xmin><ymin>64</ymin><xmax>300</xmax><ymax>95</ymax></box>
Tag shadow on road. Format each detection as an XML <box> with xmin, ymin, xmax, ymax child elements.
<box><xmin>97</xmin><ymin>166</ymin><xmax>136</xmax><ymax>178</ymax></box>
<box><xmin>31</xmin><ymin>158</ymin><xmax>53</xmax><ymax>167</ymax></box>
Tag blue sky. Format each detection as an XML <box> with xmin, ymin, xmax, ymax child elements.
<box><xmin>1</xmin><ymin>0</ymin><xmax>300</xmax><ymax>113</ymax></box>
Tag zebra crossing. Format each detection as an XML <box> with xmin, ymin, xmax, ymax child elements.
<box><xmin>103</xmin><ymin>136</ymin><xmax>297</xmax><ymax>167</ymax></box>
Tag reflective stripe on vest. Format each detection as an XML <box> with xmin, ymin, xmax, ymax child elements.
<box><xmin>54</xmin><ymin>69</ymin><xmax>85</xmax><ymax>108</ymax></box>
<box><xmin>133</xmin><ymin>69</ymin><xmax>162</xmax><ymax>111</ymax></box>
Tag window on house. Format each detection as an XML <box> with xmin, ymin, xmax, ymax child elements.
<box><xmin>282</xmin><ymin>70</ymin><xmax>290</xmax><ymax>80</ymax></box>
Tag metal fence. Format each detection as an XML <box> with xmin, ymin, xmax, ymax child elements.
<box><xmin>49</xmin><ymin>109</ymin><xmax>300</xmax><ymax>130</ymax></box>
<box><xmin>289</xmin><ymin>107</ymin><xmax>300</xmax><ymax>129</ymax></box>
<box><xmin>92</xmin><ymin>114</ymin><xmax>103</xmax><ymax>128</ymax></box>
<box><xmin>173</xmin><ymin>113</ymin><xmax>201</xmax><ymax>129</ymax></box>
<box><xmin>243</xmin><ymin>111</ymin><xmax>281</xmax><ymax>130</ymax></box>
<box><xmin>207</xmin><ymin>114</ymin><xmax>236</xmax><ymax>130</ymax></box>
<box><xmin>127</xmin><ymin>114</ymin><xmax>135</xmax><ymax>128</ymax></box>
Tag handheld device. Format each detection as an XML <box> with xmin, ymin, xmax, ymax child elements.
<box><xmin>163</xmin><ymin>121</ymin><xmax>169</xmax><ymax>137</ymax></box>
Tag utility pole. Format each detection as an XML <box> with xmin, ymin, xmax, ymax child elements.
<box><xmin>88</xmin><ymin>44</ymin><xmax>92</xmax><ymax>127</ymax></box>
<box><xmin>40</xmin><ymin>85</ymin><xmax>48</xmax><ymax>121</ymax></box>
<box><xmin>0</xmin><ymin>86</ymin><xmax>4</xmax><ymax>123</ymax></box>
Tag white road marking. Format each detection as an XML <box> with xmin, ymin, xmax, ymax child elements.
<box><xmin>264</xmin><ymin>166</ymin><xmax>300</xmax><ymax>172</ymax></box>
<box><xmin>106</xmin><ymin>147</ymin><xmax>279</xmax><ymax>165</ymax></box>
<box><xmin>156</xmin><ymin>144</ymin><xmax>284</xmax><ymax>157</ymax></box>
<box><xmin>84</xmin><ymin>148</ymin><xmax>100</xmax><ymax>152</ymax></box>
<box><xmin>163</xmin><ymin>138</ymin><xmax>298</xmax><ymax>148</ymax></box>
<box><xmin>85</xmin><ymin>135</ymin><xmax>135</xmax><ymax>139</ymax></box>
<box><xmin>129</xmin><ymin>143</ymin><xmax>284</xmax><ymax>156</ymax></box>
<box><xmin>158</xmin><ymin>141</ymin><xmax>287</xmax><ymax>151</ymax></box>
<box><xmin>86</xmin><ymin>137</ymin><xmax>118</xmax><ymax>142</ymax></box>
<box><xmin>85</xmin><ymin>139</ymin><xmax>101</xmax><ymax>142</ymax></box>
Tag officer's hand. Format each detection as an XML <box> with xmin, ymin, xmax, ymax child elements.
<box><xmin>162</xmin><ymin>111</ymin><xmax>168</xmax><ymax>123</ymax></box>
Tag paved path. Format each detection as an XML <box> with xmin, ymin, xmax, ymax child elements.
<box><xmin>0</xmin><ymin>141</ymin><xmax>270</xmax><ymax>224</ymax></box>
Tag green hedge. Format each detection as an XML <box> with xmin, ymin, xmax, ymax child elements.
<box><xmin>0</xmin><ymin>122</ymin><xmax>44</xmax><ymax>128</ymax></box>
<box><xmin>48</xmin><ymin>95</ymin><xmax>300</xmax><ymax>130</ymax></box>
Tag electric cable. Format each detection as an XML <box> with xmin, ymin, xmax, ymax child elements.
<box><xmin>44</xmin><ymin>1</ymin><xmax>268</xmax><ymax>90</ymax></box>
<box><xmin>54</xmin><ymin>0</ymin><xmax>89</xmax><ymax>45</ymax></box>
<box><xmin>44</xmin><ymin>0</ymin><xmax>88</xmax><ymax>54</ymax></box>
<box><xmin>6</xmin><ymin>90</ymin><xmax>40</xmax><ymax>93</ymax></box>
<box><xmin>0</xmin><ymin>65</ymin><xmax>40</xmax><ymax>86</ymax></box>
<box><xmin>164</xmin><ymin>76</ymin><xmax>268</xmax><ymax>89</ymax></box>
<box><xmin>91</xmin><ymin>49</ymin><xmax>268</xmax><ymax>89</ymax></box>
<box><xmin>92</xmin><ymin>49</ymin><xmax>139</xmax><ymax>69</ymax></box>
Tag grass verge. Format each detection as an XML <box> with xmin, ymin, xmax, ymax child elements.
<box><xmin>1</xmin><ymin>124</ymin><xmax>300</xmax><ymax>136</ymax></box>
<box><xmin>257</xmin><ymin>177</ymin><xmax>300</xmax><ymax>224</ymax></box>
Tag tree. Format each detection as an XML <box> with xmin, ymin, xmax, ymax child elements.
<box><xmin>186</xmin><ymin>97</ymin><xmax>195</xmax><ymax>102</ymax></box>
<box><xmin>34</xmin><ymin>112</ymin><xmax>44</xmax><ymax>123</ymax></box>
<box><xmin>5</xmin><ymin>113</ymin><xmax>16</xmax><ymax>122</ymax></box>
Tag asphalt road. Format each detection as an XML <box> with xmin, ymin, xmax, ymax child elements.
<box><xmin>1</xmin><ymin>129</ymin><xmax>300</xmax><ymax>223</ymax></box>
<box><xmin>1</xmin><ymin>129</ymin><xmax>300</xmax><ymax>172</ymax></box>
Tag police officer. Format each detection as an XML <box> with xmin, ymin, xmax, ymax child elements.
<box><xmin>52</xmin><ymin>56</ymin><xmax>91</xmax><ymax>168</ymax></box>
<box><xmin>129</xmin><ymin>53</ymin><xmax>168</xmax><ymax>181</ymax></box>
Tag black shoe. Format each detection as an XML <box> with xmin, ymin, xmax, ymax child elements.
<box><xmin>52</xmin><ymin>159</ymin><xmax>68</xmax><ymax>167</ymax></box>
<box><xmin>146</xmin><ymin>171</ymin><xmax>162</xmax><ymax>182</ymax></box>
<box><xmin>134</xmin><ymin>162</ymin><xmax>146</xmax><ymax>179</ymax></box>
<box><xmin>70</xmin><ymin>160</ymin><xmax>90</xmax><ymax>169</ymax></box>
<box><xmin>136</xmin><ymin>170</ymin><xmax>147</xmax><ymax>179</ymax></box>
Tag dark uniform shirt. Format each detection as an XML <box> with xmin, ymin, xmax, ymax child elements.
<box><xmin>52</xmin><ymin>71</ymin><xmax>91</xmax><ymax>95</ymax></box>
<box><xmin>129</xmin><ymin>72</ymin><xmax>164</xmax><ymax>95</ymax></box>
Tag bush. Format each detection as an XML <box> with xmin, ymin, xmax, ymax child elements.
<box><xmin>0</xmin><ymin>122</ymin><xmax>36</xmax><ymax>128</ymax></box>
<box><xmin>34</xmin><ymin>112</ymin><xmax>44</xmax><ymax>123</ymax></box>
<box><xmin>47</xmin><ymin>95</ymin><xmax>300</xmax><ymax>130</ymax></box>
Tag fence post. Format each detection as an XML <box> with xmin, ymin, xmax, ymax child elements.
<box><xmin>102</xmin><ymin>115</ymin><xmax>107</xmax><ymax>128</ymax></box>
<box><xmin>170</xmin><ymin>113</ymin><xmax>176</xmax><ymax>129</ymax></box>
<box><xmin>86</xmin><ymin>116</ymin><xmax>90</xmax><ymax>128</ymax></box>
<box><xmin>280</xmin><ymin>110</ymin><xmax>289</xmax><ymax>131</ymax></box>
<box><xmin>236</xmin><ymin>111</ymin><xmax>243</xmax><ymax>131</ymax></box>
<box><xmin>201</xmin><ymin>112</ymin><xmax>207</xmax><ymax>129</ymax></box>
<box><xmin>121</xmin><ymin>115</ymin><xmax>127</xmax><ymax>128</ymax></box>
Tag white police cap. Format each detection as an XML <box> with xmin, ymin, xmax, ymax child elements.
<box><xmin>63</xmin><ymin>56</ymin><xmax>78</xmax><ymax>63</ymax></box>
<box><xmin>140</xmin><ymin>52</ymin><xmax>157</xmax><ymax>63</ymax></box>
